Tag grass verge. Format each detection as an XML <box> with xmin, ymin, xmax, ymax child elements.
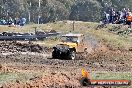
<box><xmin>0</xmin><ymin>72</ymin><xmax>35</xmax><ymax>84</ymax></box>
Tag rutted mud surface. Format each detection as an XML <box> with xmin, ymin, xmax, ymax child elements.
<box><xmin>0</xmin><ymin>41</ymin><xmax>51</xmax><ymax>53</ymax></box>
<box><xmin>0</xmin><ymin>45</ymin><xmax>131</xmax><ymax>72</ymax></box>
<box><xmin>0</xmin><ymin>41</ymin><xmax>131</xmax><ymax>88</ymax></box>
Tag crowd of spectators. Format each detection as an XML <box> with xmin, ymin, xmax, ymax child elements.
<box><xmin>0</xmin><ymin>17</ymin><xmax>26</xmax><ymax>26</ymax></box>
<box><xmin>102</xmin><ymin>8</ymin><xmax>132</xmax><ymax>27</ymax></box>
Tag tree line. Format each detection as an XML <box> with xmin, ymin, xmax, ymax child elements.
<box><xmin>0</xmin><ymin>0</ymin><xmax>132</xmax><ymax>23</ymax></box>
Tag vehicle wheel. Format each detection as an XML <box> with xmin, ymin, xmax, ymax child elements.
<box><xmin>69</xmin><ymin>51</ymin><xmax>76</xmax><ymax>60</ymax></box>
<box><xmin>52</xmin><ymin>51</ymin><xmax>58</xmax><ymax>59</ymax></box>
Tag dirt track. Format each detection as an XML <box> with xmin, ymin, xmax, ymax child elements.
<box><xmin>0</xmin><ymin>41</ymin><xmax>131</xmax><ymax>88</ymax></box>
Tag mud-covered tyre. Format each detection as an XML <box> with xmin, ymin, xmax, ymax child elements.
<box><xmin>69</xmin><ymin>51</ymin><xmax>76</xmax><ymax>60</ymax></box>
<box><xmin>52</xmin><ymin>51</ymin><xmax>58</xmax><ymax>59</ymax></box>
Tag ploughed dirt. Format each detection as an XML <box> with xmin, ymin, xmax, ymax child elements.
<box><xmin>0</xmin><ymin>41</ymin><xmax>51</xmax><ymax>53</ymax></box>
<box><xmin>0</xmin><ymin>41</ymin><xmax>131</xmax><ymax>88</ymax></box>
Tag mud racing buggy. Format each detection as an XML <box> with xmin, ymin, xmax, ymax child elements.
<box><xmin>52</xmin><ymin>33</ymin><xmax>88</xmax><ymax>60</ymax></box>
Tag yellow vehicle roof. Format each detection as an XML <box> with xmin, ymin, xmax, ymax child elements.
<box><xmin>62</xmin><ymin>33</ymin><xmax>83</xmax><ymax>37</ymax></box>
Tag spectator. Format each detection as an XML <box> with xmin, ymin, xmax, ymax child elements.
<box><xmin>122</xmin><ymin>8</ymin><xmax>127</xmax><ymax>24</ymax></box>
<box><xmin>14</xmin><ymin>18</ymin><xmax>17</xmax><ymax>25</ymax></box>
<box><xmin>101</xmin><ymin>7</ymin><xmax>132</xmax><ymax>26</ymax></box>
<box><xmin>126</xmin><ymin>12</ymin><xmax>132</xmax><ymax>28</ymax></box>
<box><xmin>20</xmin><ymin>18</ymin><xmax>26</xmax><ymax>26</ymax></box>
<box><xmin>104</xmin><ymin>12</ymin><xmax>110</xmax><ymax>24</ymax></box>
<box><xmin>114</xmin><ymin>11</ymin><xmax>120</xmax><ymax>24</ymax></box>
<box><xmin>8</xmin><ymin>17</ymin><xmax>13</xmax><ymax>25</ymax></box>
<box><xmin>112</xmin><ymin>10</ymin><xmax>116</xmax><ymax>23</ymax></box>
<box><xmin>0</xmin><ymin>17</ymin><xmax>27</xmax><ymax>26</ymax></box>
<box><xmin>0</xmin><ymin>19</ymin><xmax>6</xmax><ymax>25</ymax></box>
<box><xmin>119</xmin><ymin>11</ymin><xmax>125</xmax><ymax>24</ymax></box>
<box><xmin>109</xmin><ymin>9</ymin><xmax>113</xmax><ymax>23</ymax></box>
